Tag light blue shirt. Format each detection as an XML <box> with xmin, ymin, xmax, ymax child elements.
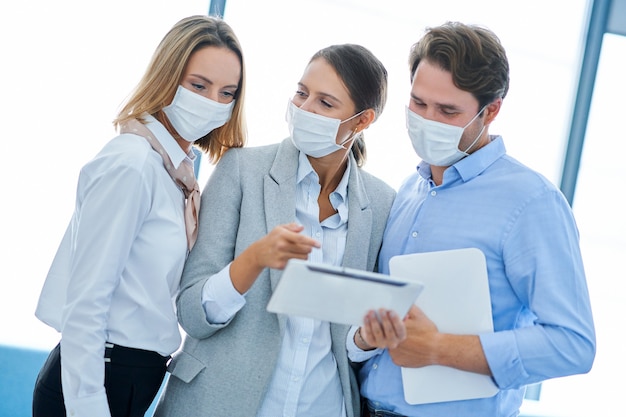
<box><xmin>353</xmin><ymin>136</ymin><xmax>595</xmax><ymax>416</ymax></box>
<box><xmin>202</xmin><ymin>151</ymin><xmax>350</xmax><ymax>417</ymax></box>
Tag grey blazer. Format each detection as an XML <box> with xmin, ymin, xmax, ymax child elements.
<box><xmin>154</xmin><ymin>139</ymin><xmax>395</xmax><ymax>417</ymax></box>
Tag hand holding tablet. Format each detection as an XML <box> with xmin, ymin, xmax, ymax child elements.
<box><xmin>266</xmin><ymin>259</ymin><xmax>424</xmax><ymax>326</ymax></box>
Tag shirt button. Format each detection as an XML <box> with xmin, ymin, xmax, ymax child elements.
<box><xmin>411</xmin><ymin>231</ymin><xmax>418</xmax><ymax>238</ymax></box>
<box><xmin>315</xmin><ymin>232</ymin><xmax>321</xmax><ymax>237</ymax></box>
<box><xmin>293</xmin><ymin>376</ymin><xmax>301</xmax><ymax>382</ymax></box>
<box><xmin>430</xmin><ymin>190</ymin><xmax>437</xmax><ymax>196</ymax></box>
<box><xmin>302</xmin><ymin>337</ymin><xmax>309</xmax><ymax>343</ymax></box>
<box><xmin>373</xmin><ymin>364</ymin><xmax>378</xmax><ymax>369</ymax></box>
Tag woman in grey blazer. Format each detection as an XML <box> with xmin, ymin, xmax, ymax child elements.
<box><xmin>155</xmin><ymin>44</ymin><xmax>395</xmax><ymax>417</ymax></box>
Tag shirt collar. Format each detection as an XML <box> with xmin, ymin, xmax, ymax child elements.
<box><xmin>296</xmin><ymin>151</ymin><xmax>351</xmax><ymax>211</ymax></box>
<box><xmin>331</xmin><ymin>159</ymin><xmax>351</xmax><ymax>210</ymax></box>
<box><xmin>296</xmin><ymin>150</ymin><xmax>314</xmax><ymax>184</ymax></box>
<box><xmin>142</xmin><ymin>113</ymin><xmax>196</xmax><ymax>170</ymax></box>
<box><xmin>417</xmin><ymin>135</ymin><xmax>506</xmax><ymax>184</ymax></box>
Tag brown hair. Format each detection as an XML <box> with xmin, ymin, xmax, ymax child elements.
<box><xmin>311</xmin><ymin>44</ymin><xmax>388</xmax><ymax>167</ymax></box>
<box><xmin>408</xmin><ymin>21</ymin><xmax>509</xmax><ymax>109</ymax></box>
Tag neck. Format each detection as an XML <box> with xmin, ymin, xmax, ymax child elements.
<box><xmin>309</xmin><ymin>152</ymin><xmax>349</xmax><ymax>192</ymax></box>
<box><xmin>431</xmin><ymin>165</ymin><xmax>445</xmax><ymax>186</ymax></box>
<box><xmin>155</xmin><ymin>111</ymin><xmax>193</xmax><ymax>154</ymax></box>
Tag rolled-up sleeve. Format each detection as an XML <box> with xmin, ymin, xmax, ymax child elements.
<box><xmin>481</xmin><ymin>188</ymin><xmax>595</xmax><ymax>389</ymax></box>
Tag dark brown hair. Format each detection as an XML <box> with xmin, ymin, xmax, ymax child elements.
<box><xmin>408</xmin><ymin>21</ymin><xmax>509</xmax><ymax>109</ymax></box>
<box><xmin>311</xmin><ymin>44</ymin><xmax>388</xmax><ymax>167</ymax></box>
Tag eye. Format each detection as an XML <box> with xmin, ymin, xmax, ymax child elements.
<box><xmin>220</xmin><ymin>90</ymin><xmax>236</xmax><ymax>101</ymax></box>
<box><xmin>191</xmin><ymin>82</ymin><xmax>205</xmax><ymax>92</ymax></box>
<box><xmin>320</xmin><ymin>99</ymin><xmax>333</xmax><ymax>108</ymax></box>
<box><xmin>440</xmin><ymin>107</ymin><xmax>461</xmax><ymax>118</ymax></box>
<box><xmin>295</xmin><ymin>89</ymin><xmax>308</xmax><ymax>99</ymax></box>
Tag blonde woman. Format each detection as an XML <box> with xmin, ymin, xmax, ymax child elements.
<box><xmin>32</xmin><ymin>15</ymin><xmax>246</xmax><ymax>417</ymax></box>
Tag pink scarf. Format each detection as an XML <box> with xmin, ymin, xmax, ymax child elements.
<box><xmin>120</xmin><ymin>118</ymin><xmax>200</xmax><ymax>250</ymax></box>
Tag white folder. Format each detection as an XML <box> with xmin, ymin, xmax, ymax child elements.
<box><xmin>266</xmin><ymin>259</ymin><xmax>424</xmax><ymax>326</ymax></box>
<box><xmin>389</xmin><ymin>247</ymin><xmax>499</xmax><ymax>405</ymax></box>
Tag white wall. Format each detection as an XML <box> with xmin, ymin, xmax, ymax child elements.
<box><xmin>2</xmin><ymin>1</ymin><xmax>623</xmax><ymax>415</ymax></box>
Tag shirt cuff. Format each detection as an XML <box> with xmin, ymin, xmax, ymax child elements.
<box><xmin>63</xmin><ymin>390</ymin><xmax>111</xmax><ymax>417</ymax></box>
<box><xmin>201</xmin><ymin>263</ymin><xmax>246</xmax><ymax>324</ymax></box>
<box><xmin>480</xmin><ymin>330</ymin><xmax>528</xmax><ymax>389</ymax></box>
<box><xmin>347</xmin><ymin>325</ymin><xmax>382</xmax><ymax>362</ymax></box>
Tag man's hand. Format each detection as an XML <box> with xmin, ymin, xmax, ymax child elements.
<box><xmin>388</xmin><ymin>305</ymin><xmax>439</xmax><ymax>367</ymax></box>
<box><xmin>388</xmin><ymin>305</ymin><xmax>492</xmax><ymax>375</ymax></box>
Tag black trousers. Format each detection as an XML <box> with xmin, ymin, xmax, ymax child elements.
<box><xmin>361</xmin><ymin>398</ymin><xmax>407</xmax><ymax>417</ymax></box>
<box><xmin>32</xmin><ymin>342</ymin><xmax>169</xmax><ymax>417</ymax></box>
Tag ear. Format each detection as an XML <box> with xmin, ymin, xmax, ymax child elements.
<box><xmin>354</xmin><ymin>108</ymin><xmax>377</xmax><ymax>133</ymax></box>
<box><xmin>484</xmin><ymin>98</ymin><xmax>503</xmax><ymax>125</ymax></box>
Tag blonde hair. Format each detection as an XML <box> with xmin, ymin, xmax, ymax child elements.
<box><xmin>114</xmin><ymin>15</ymin><xmax>246</xmax><ymax>163</ymax></box>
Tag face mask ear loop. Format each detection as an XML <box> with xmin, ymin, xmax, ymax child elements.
<box><xmin>337</xmin><ymin>109</ymin><xmax>366</xmax><ymax>148</ymax></box>
<box><xmin>462</xmin><ymin>125</ymin><xmax>485</xmax><ymax>154</ymax></box>
<box><xmin>337</xmin><ymin>128</ymin><xmax>360</xmax><ymax>149</ymax></box>
<box><xmin>461</xmin><ymin>106</ymin><xmax>487</xmax><ymax>154</ymax></box>
<box><xmin>463</xmin><ymin>105</ymin><xmax>487</xmax><ymax>129</ymax></box>
<box><xmin>340</xmin><ymin>109</ymin><xmax>365</xmax><ymax>125</ymax></box>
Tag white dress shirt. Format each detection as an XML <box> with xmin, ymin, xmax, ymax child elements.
<box><xmin>201</xmin><ymin>151</ymin><xmax>350</xmax><ymax>417</ymax></box>
<box><xmin>35</xmin><ymin>115</ymin><xmax>193</xmax><ymax>417</ymax></box>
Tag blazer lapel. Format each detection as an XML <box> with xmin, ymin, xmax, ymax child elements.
<box><xmin>263</xmin><ymin>139</ymin><xmax>299</xmax><ymax>335</ymax></box>
<box><xmin>343</xmin><ymin>156</ymin><xmax>373</xmax><ymax>271</ymax></box>
<box><xmin>264</xmin><ymin>139</ymin><xmax>299</xmax><ymax>291</ymax></box>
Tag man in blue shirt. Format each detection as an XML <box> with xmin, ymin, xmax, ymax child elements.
<box><xmin>348</xmin><ymin>22</ymin><xmax>596</xmax><ymax>417</ymax></box>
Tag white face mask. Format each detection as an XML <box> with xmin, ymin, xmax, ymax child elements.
<box><xmin>285</xmin><ymin>100</ymin><xmax>362</xmax><ymax>158</ymax></box>
<box><xmin>406</xmin><ymin>105</ymin><xmax>486</xmax><ymax>166</ymax></box>
<box><xmin>163</xmin><ymin>85</ymin><xmax>235</xmax><ymax>142</ymax></box>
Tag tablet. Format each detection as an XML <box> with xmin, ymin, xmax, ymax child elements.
<box><xmin>389</xmin><ymin>248</ymin><xmax>498</xmax><ymax>404</ymax></box>
<box><xmin>266</xmin><ymin>259</ymin><xmax>424</xmax><ymax>326</ymax></box>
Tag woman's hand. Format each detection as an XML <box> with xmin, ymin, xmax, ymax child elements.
<box><xmin>230</xmin><ymin>223</ymin><xmax>320</xmax><ymax>293</ymax></box>
<box><xmin>356</xmin><ymin>308</ymin><xmax>407</xmax><ymax>350</ymax></box>
<box><xmin>252</xmin><ymin>223</ymin><xmax>321</xmax><ymax>270</ymax></box>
